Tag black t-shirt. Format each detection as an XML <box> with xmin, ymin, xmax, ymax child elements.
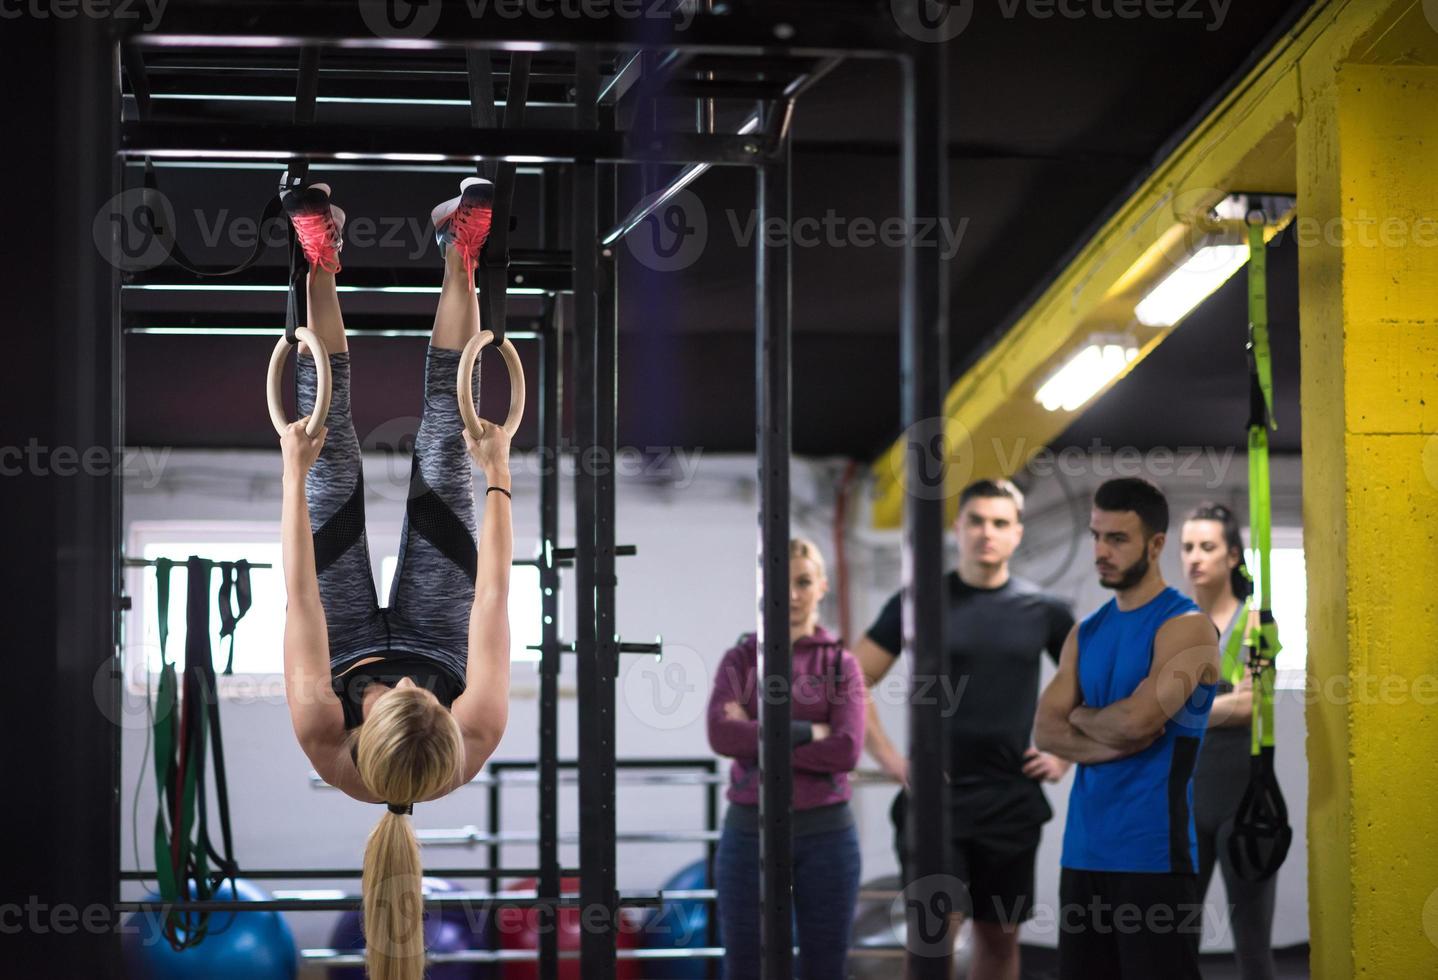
<box><xmin>867</xmin><ymin>572</ymin><xmax>1074</xmax><ymax>834</ymax></box>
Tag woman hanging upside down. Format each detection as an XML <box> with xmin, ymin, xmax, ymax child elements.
<box><xmin>277</xmin><ymin>179</ymin><xmax>508</xmax><ymax>980</ymax></box>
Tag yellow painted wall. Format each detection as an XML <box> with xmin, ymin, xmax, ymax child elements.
<box><xmin>1298</xmin><ymin>63</ymin><xmax>1438</xmax><ymax>979</ymax></box>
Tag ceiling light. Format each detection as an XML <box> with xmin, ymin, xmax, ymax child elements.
<box><xmin>1133</xmin><ymin>242</ymin><xmax>1250</xmax><ymax>327</ymax></box>
<box><xmin>1035</xmin><ymin>339</ymin><xmax>1138</xmax><ymax>413</ymax></box>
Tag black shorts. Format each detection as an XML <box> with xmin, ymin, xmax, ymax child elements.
<box><xmin>1057</xmin><ymin>867</ymin><xmax>1203</xmax><ymax>980</ymax></box>
<box><xmin>890</xmin><ymin>792</ymin><xmax>1041</xmax><ymax>925</ymax></box>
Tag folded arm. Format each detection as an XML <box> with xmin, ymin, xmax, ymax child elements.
<box><xmin>1068</xmin><ymin>612</ymin><xmax>1220</xmax><ymax>746</ymax></box>
<box><xmin>1034</xmin><ymin>626</ymin><xmax>1152</xmax><ymax>765</ymax></box>
<box><xmin>793</xmin><ymin>650</ymin><xmax>865</xmax><ymax>774</ymax></box>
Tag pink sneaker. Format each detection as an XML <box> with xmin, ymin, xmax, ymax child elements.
<box><xmin>431</xmin><ymin>177</ymin><xmax>494</xmax><ymax>274</ymax></box>
<box><xmin>281</xmin><ymin>182</ymin><xmax>345</xmax><ymax>274</ymax></box>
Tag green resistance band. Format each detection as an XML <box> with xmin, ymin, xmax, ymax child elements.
<box><xmin>1244</xmin><ymin>220</ymin><xmax>1283</xmax><ymax>755</ymax></box>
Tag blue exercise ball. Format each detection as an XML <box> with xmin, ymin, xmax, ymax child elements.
<box><xmin>640</xmin><ymin>860</ymin><xmax>716</xmax><ymax>980</ymax></box>
<box><xmin>327</xmin><ymin>877</ymin><xmax>494</xmax><ymax>979</ymax></box>
<box><xmin>121</xmin><ymin>878</ymin><xmax>297</xmax><ymax>980</ymax></box>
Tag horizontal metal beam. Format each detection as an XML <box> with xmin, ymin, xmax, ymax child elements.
<box><xmin>121</xmin><ymin>121</ymin><xmax>769</xmax><ymax>166</ymax></box>
<box><xmin>115</xmin><ymin>890</ymin><xmax>665</xmax><ymax>914</ymax></box>
<box><xmin>303</xmin><ymin>947</ymin><xmax>728</xmax><ymax>965</ymax></box>
<box><xmin>119</xmin><ymin>867</ymin><xmax>580</xmax><ymax>881</ymax></box>
<box><xmin>299</xmin><ymin>947</ymin><xmax>909</xmax><ymax>965</ymax></box>
<box><xmin>123</xmin><ymin>311</ymin><xmax>548</xmax><ymax>338</ymax></box>
<box><xmin>121</xmin><ymin>4</ymin><xmax>898</xmax><ymax>58</ymax></box>
<box><xmin>417</xmin><ymin>828</ymin><xmax>722</xmax><ymax>846</ymax></box>
<box><xmin>122</xmin><ymin>253</ymin><xmax>571</xmax><ymax>293</ymax></box>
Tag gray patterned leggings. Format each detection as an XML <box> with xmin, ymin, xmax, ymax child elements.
<box><xmin>296</xmin><ymin>346</ymin><xmax>480</xmax><ymax>685</ymax></box>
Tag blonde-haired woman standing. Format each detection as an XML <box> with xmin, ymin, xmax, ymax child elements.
<box><xmin>278</xmin><ymin>179</ymin><xmax>511</xmax><ymax>980</ymax></box>
<box><xmin>707</xmin><ymin>537</ymin><xmax>866</xmax><ymax>979</ymax></box>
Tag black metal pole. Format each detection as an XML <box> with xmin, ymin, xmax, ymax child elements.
<box><xmin>538</xmin><ymin>296</ymin><xmax>562</xmax><ymax>980</ymax></box>
<box><xmin>573</xmin><ymin>49</ymin><xmax>616</xmax><ymax>980</ymax></box>
<box><xmin>900</xmin><ymin>27</ymin><xmax>952</xmax><ymax>980</ymax></box>
<box><xmin>592</xmin><ymin>91</ymin><xmax>622</xmax><ymax>980</ymax></box>
<box><xmin>756</xmin><ymin>101</ymin><xmax>794</xmax><ymax>980</ymax></box>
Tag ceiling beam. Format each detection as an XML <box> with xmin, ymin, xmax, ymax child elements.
<box><xmin>868</xmin><ymin>0</ymin><xmax>1424</xmax><ymax>529</ymax></box>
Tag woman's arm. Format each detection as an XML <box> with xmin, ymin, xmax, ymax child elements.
<box><xmin>278</xmin><ymin>420</ymin><xmax>343</xmax><ymax>752</ymax></box>
<box><xmin>707</xmin><ymin>644</ymin><xmax>759</xmax><ymax>759</ymax></box>
<box><xmin>792</xmin><ymin>650</ymin><xmax>865</xmax><ymax>773</ymax></box>
<box><xmin>1209</xmin><ymin>676</ymin><xmax>1254</xmax><ymax>728</ymax></box>
<box><xmin>451</xmin><ymin>423</ymin><xmax>514</xmax><ymax>777</ymax></box>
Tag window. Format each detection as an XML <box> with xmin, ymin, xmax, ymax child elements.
<box><xmin>1245</xmin><ymin>530</ymin><xmax>1306</xmax><ymax>689</ymax></box>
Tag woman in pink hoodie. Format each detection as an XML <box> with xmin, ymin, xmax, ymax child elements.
<box><xmin>707</xmin><ymin>537</ymin><xmax>866</xmax><ymax>980</ymax></box>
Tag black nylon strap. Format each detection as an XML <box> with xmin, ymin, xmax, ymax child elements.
<box><xmin>216</xmin><ymin>560</ymin><xmax>253</xmax><ymax>675</ymax></box>
<box><xmin>472</xmin><ymin>52</ymin><xmax>531</xmax><ymax>349</ymax></box>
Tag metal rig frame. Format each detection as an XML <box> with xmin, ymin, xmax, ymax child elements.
<box><xmin>76</xmin><ymin>3</ymin><xmax>954</xmax><ymax>978</ymax></box>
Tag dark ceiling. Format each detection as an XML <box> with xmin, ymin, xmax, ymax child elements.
<box><xmin>122</xmin><ymin>0</ymin><xmax>1311</xmax><ymax>461</ymax></box>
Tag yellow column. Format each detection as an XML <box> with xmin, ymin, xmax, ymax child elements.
<box><xmin>1298</xmin><ymin>63</ymin><xmax>1438</xmax><ymax>979</ymax></box>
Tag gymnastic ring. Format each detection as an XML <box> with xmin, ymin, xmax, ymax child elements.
<box><xmin>458</xmin><ymin>330</ymin><xmax>526</xmax><ymax>439</ymax></box>
<box><xmin>267</xmin><ymin>328</ymin><xmax>332</xmax><ymax>438</ymax></box>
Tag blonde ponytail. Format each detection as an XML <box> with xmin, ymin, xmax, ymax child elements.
<box><xmin>354</xmin><ymin>686</ymin><xmax>464</xmax><ymax>980</ymax></box>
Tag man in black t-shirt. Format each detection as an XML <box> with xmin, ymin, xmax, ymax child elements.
<box><xmin>858</xmin><ymin>478</ymin><xmax>1074</xmax><ymax>979</ymax></box>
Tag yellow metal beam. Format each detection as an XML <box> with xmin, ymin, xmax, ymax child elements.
<box><xmin>869</xmin><ymin>0</ymin><xmax>1422</xmax><ymax>528</ymax></box>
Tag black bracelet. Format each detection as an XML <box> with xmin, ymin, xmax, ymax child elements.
<box><xmin>487</xmin><ymin>486</ymin><xmax>512</xmax><ymax>499</ymax></box>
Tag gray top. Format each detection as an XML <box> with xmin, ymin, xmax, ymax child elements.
<box><xmin>1192</xmin><ymin>605</ymin><xmax>1251</xmax><ymax>827</ymax></box>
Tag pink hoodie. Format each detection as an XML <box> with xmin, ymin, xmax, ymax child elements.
<box><xmin>706</xmin><ymin>627</ymin><xmax>866</xmax><ymax>810</ymax></box>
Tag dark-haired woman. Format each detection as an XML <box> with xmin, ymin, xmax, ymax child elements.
<box><xmin>707</xmin><ymin>538</ymin><xmax>865</xmax><ymax>980</ymax></box>
<box><xmin>1181</xmin><ymin>503</ymin><xmax>1277</xmax><ymax>980</ymax></box>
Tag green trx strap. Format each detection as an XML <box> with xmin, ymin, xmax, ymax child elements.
<box><xmin>1228</xmin><ymin>217</ymin><xmax>1292</xmax><ymax>883</ymax></box>
<box><xmin>1243</xmin><ymin>218</ymin><xmax>1282</xmax><ymax>753</ymax></box>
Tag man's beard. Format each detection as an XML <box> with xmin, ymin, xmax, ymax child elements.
<box><xmin>1100</xmin><ymin>551</ymin><xmax>1149</xmax><ymax>591</ymax></box>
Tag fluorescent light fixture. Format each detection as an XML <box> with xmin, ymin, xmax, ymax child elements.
<box><xmin>1035</xmin><ymin>340</ymin><xmax>1138</xmax><ymax>413</ymax></box>
<box><xmin>1134</xmin><ymin>242</ymin><xmax>1250</xmax><ymax>327</ymax></box>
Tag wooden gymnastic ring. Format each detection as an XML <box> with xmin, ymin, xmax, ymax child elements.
<box><xmin>457</xmin><ymin>331</ymin><xmax>525</xmax><ymax>439</ymax></box>
<box><xmin>267</xmin><ymin>327</ymin><xmax>331</xmax><ymax>438</ymax></box>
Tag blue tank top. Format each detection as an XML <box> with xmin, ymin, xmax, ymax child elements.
<box><xmin>1060</xmin><ymin>586</ymin><xmax>1216</xmax><ymax>874</ymax></box>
